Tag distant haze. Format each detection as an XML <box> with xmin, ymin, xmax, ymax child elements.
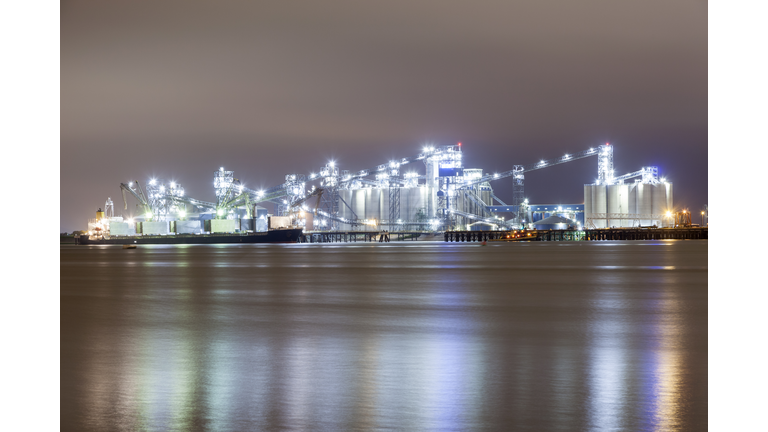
<box><xmin>61</xmin><ymin>0</ymin><xmax>707</xmax><ymax>231</ymax></box>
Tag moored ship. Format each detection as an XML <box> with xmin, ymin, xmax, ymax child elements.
<box><xmin>76</xmin><ymin>228</ymin><xmax>303</xmax><ymax>245</ymax></box>
<box><xmin>78</xmin><ymin>204</ymin><xmax>303</xmax><ymax>245</ymax></box>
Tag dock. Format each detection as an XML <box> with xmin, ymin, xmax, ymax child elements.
<box><xmin>298</xmin><ymin>231</ymin><xmax>428</xmax><ymax>243</ymax></box>
<box><xmin>444</xmin><ymin>227</ymin><xmax>708</xmax><ymax>242</ymax></box>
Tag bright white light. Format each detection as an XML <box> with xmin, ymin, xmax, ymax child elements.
<box><xmin>220</xmin><ymin>167</ymin><xmax>224</xmax><ymax>171</ymax></box>
<box><xmin>179</xmin><ymin>210</ymin><xmax>186</xmax><ymax>218</ymax></box>
<box><xmin>329</xmin><ymin>161</ymin><xmax>335</xmax><ymax>167</ymax></box>
<box><xmin>217</xmin><ymin>209</ymin><xmax>224</xmax><ymax>216</ymax></box>
<box><xmin>170</xmin><ymin>182</ymin><xmax>175</xmax><ymax>188</ymax></box>
<box><xmin>494</xmin><ymin>173</ymin><xmax>499</xmax><ymax>178</ymax></box>
<box><xmin>150</xmin><ymin>179</ymin><xmax>156</xmax><ymax>185</ymax></box>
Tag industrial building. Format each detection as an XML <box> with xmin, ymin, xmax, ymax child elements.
<box><xmin>582</xmin><ymin>146</ymin><xmax>673</xmax><ymax>228</ymax></box>
<box><xmin>100</xmin><ymin>142</ymin><xmax>673</xmax><ymax>236</ymax></box>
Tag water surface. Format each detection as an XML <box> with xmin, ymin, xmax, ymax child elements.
<box><xmin>61</xmin><ymin>240</ymin><xmax>707</xmax><ymax>431</ymax></box>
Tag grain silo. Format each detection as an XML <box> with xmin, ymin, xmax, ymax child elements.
<box><xmin>338</xmin><ymin>186</ymin><xmax>432</xmax><ymax>227</ymax></box>
<box><xmin>584</xmin><ymin>179</ymin><xmax>673</xmax><ymax>228</ymax></box>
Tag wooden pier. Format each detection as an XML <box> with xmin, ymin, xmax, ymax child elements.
<box><xmin>444</xmin><ymin>227</ymin><xmax>708</xmax><ymax>242</ymax></box>
<box><xmin>299</xmin><ymin>227</ymin><xmax>708</xmax><ymax>243</ymax></box>
<box><xmin>298</xmin><ymin>231</ymin><xmax>426</xmax><ymax>243</ymax></box>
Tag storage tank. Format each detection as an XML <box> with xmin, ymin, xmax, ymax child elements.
<box><xmin>338</xmin><ymin>186</ymin><xmax>431</xmax><ymax>228</ymax></box>
<box><xmin>593</xmin><ymin>184</ymin><xmax>607</xmax><ymax>214</ymax></box>
<box><xmin>629</xmin><ymin>183</ymin><xmax>655</xmax><ymax>226</ymax></box>
<box><xmin>591</xmin><ymin>184</ymin><xmax>608</xmax><ymax>228</ymax></box>
<box><xmin>585</xmin><ymin>178</ymin><xmax>674</xmax><ymax>229</ymax></box>
<box><xmin>400</xmin><ymin>187</ymin><xmax>430</xmax><ymax>221</ymax></box>
<box><xmin>479</xmin><ymin>184</ymin><xmax>493</xmax><ymax>209</ymax></box>
<box><xmin>339</xmin><ymin>188</ymin><xmax>386</xmax><ymax>223</ymax></box>
<box><xmin>605</xmin><ymin>184</ymin><xmax>629</xmax><ymax>227</ymax></box>
<box><xmin>654</xmin><ymin>182</ymin><xmax>673</xmax><ymax>216</ymax></box>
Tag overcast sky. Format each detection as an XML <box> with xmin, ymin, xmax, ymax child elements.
<box><xmin>60</xmin><ymin>0</ymin><xmax>707</xmax><ymax>231</ymax></box>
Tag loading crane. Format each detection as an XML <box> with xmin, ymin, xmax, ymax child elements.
<box><xmin>286</xmin><ymin>187</ymin><xmax>325</xmax><ymax>227</ymax></box>
<box><xmin>120</xmin><ymin>181</ymin><xmax>153</xmax><ymax>219</ymax></box>
<box><xmin>291</xmin><ymin>187</ymin><xmax>325</xmax><ymax>215</ymax></box>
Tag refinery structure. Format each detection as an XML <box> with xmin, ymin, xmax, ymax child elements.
<box><xmin>89</xmin><ymin>143</ymin><xmax>673</xmax><ymax>236</ymax></box>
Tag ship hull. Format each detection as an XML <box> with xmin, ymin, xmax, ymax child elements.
<box><xmin>76</xmin><ymin>229</ymin><xmax>303</xmax><ymax>245</ymax></box>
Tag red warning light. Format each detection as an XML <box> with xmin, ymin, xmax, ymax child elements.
<box><xmin>458</xmin><ymin>142</ymin><xmax>462</xmax><ymax>146</ymax></box>
<box><xmin>605</xmin><ymin>142</ymin><xmax>610</xmax><ymax>145</ymax></box>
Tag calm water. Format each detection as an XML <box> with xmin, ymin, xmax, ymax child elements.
<box><xmin>61</xmin><ymin>240</ymin><xmax>707</xmax><ymax>431</ymax></box>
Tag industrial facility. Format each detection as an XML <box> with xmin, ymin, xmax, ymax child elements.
<box><xmin>90</xmin><ymin>142</ymin><xmax>674</xmax><ymax>236</ymax></box>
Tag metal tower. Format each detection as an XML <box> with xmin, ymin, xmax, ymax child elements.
<box><xmin>317</xmin><ymin>163</ymin><xmax>340</xmax><ymax>229</ymax></box>
<box><xmin>597</xmin><ymin>143</ymin><xmax>614</xmax><ymax>185</ymax></box>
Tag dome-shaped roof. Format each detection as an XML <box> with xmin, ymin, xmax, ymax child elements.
<box><xmin>533</xmin><ymin>215</ymin><xmax>575</xmax><ymax>228</ymax></box>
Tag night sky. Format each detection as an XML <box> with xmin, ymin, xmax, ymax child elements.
<box><xmin>60</xmin><ymin>0</ymin><xmax>707</xmax><ymax>231</ymax></box>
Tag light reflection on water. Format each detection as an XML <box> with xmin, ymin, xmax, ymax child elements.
<box><xmin>61</xmin><ymin>241</ymin><xmax>707</xmax><ymax>431</ymax></box>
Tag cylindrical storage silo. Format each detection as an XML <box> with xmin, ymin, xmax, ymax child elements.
<box><xmin>353</xmin><ymin>189</ymin><xmax>366</xmax><ymax>221</ymax></box>
<box><xmin>586</xmin><ymin>184</ymin><xmax>608</xmax><ymax>228</ymax></box>
<box><xmin>401</xmin><ymin>187</ymin><xmax>429</xmax><ymax>221</ymax></box>
<box><xmin>479</xmin><ymin>185</ymin><xmax>492</xmax><ymax>208</ymax></box>
<box><xmin>374</xmin><ymin>189</ymin><xmax>385</xmax><ymax>221</ymax></box>
<box><xmin>651</xmin><ymin>184</ymin><xmax>666</xmax><ymax>217</ymax></box>
<box><xmin>633</xmin><ymin>183</ymin><xmax>654</xmax><ymax>226</ymax></box>
<box><xmin>605</xmin><ymin>185</ymin><xmax>619</xmax><ymax>227</ymax></box>
<box><xmin>606</xmin><ymin>184</ymin><xmax>630</xmax><ymax>227</ymax></box>
<box><xmin>584</xmin><ymin>184</ymin><xmax>593</xmax><ymax>216</ymax></box>
<box><xmin>338</xmin><ymin>190</ymin><xmax>353</xmax><ymax>221</ymax></box>
<box><xmin>652</xmin><ymin>182</ymin><xmax>673</xmax><ymax>225</ymax></box>
<box><xmin>594</xmin><ymin>185</ymin><xmax>607</xmax><ymax>214</ymax></box>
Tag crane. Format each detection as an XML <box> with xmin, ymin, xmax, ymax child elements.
<box><xmin>120</xmin><ymin>181</ymin><xmax>153</xmax><ymax>219</ymax></box>
<box><xmin>293</xmin><ymin>187</ymin><xmax>325</xmax><ymax>214</ymax></box>
<box><xmin>287</xmin><ymin>187</ymin><xmax>324</xmax><ymax>226</ymax></box>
